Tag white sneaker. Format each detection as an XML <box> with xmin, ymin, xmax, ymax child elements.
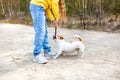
<box><xmin>44</xmin><ymin>52</ymin><xmax>57</xmax><ymax>59</ymax></box>
<box><xmin>33</xmin><ymin>54</ymin><xmax>48</xmax><ymax>64</ymax></box>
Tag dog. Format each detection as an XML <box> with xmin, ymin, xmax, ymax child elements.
<box><xmin>54</xmin><ymin>35</ymin><xmax>85</xmax><ymax>58</ymax></box>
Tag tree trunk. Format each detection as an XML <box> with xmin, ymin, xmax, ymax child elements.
<box><xmin>1</xmin><ymin>0</ymin><xmax>5</xmax><ymax>15</ymax></box>
<box><xmin>115</xmin><ymin>14</ymin><xmax>118</xmax><ymax>21</ymax></box>
<box><xmin>25</xmin><ymin>0</ymin><xmax>29</xmax><ymax>15</ymax></box>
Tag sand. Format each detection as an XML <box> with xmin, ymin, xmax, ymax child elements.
<box><xmin>0</xmin><ymin>23</ymin><xmax>120</xmax><ymax>80</ymax></box>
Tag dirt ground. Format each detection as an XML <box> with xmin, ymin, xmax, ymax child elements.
<box><xmin>0</xmin><ymin>23</ymin><xmax>120</xmax><ymax>80</ymax></box>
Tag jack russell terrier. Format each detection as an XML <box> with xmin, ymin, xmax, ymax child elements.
<box><xmin>54</xmin><ymin>35</ymin><xmax>85</xmax><ymax>59</ymax></box>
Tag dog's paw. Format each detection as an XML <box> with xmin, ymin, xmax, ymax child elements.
<box><xmin>54</xmin><ymin>53</ymin><xmax>62</xmax><ymax>59</ymax></box>
<box><xmin>53</xmin><ymin>56</ymin><xmax>58</xmax><ymax>59</ymax></box>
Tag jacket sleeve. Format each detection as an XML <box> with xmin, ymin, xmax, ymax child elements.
<box><xmin>45</xmin><ymin>9</ymin><xmax>55</xmax><ymax>21</ymax></box>
<box><xmin>51</xmin><ymin>0</ymin><xmax>59</xmax><ymax>20</ymax></box>
<box><xmin>45</xmin><ymin>0</ymin><xmax>59</xmax><ymax>21</ymax></box>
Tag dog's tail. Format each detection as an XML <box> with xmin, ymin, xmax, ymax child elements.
<box><xmin>74</xmin><ymin>35</ymin><xmax>83</xmax><ymax>41</ymax></box>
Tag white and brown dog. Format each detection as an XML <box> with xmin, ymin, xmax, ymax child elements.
<box><xmin>54</xmin><ymin>35</ymin><xmax>85</xmax><ymax>58</ymax></box>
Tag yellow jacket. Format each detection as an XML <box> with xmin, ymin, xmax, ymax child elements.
<box><xmin>30</xmin><ymin>0</ymin><xmax>59</xmax><ymax>21</ymax></box>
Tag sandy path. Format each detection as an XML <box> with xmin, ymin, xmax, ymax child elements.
<box><xmin>0</xmin><ymin>23</ymin><xmax>120</xmax><ymax>80</ymax></box>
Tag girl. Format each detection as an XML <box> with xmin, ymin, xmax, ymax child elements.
<box><xmin>30</xmin><ymin>0</ymin><xmax>66</xmax><ymax>64</ymax></box>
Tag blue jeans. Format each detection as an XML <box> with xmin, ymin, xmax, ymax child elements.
<box><xmin>30</xmin><ymin>4</ymin><xmax>51</xmax><ymax>56</ymax></box>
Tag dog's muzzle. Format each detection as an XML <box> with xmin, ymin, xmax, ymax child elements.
<box><xmin>53</xmin><ymin>35</ymin><xmax>57</xmax><ymax>40</ymax></box>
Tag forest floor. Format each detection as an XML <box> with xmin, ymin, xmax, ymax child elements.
<box><xmin>0</xmin><ymin>23</ymin><xmax>120</xmax><ymax>80</ymax></box>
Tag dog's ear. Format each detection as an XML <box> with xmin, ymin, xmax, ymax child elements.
<box><xmin>60</xmin><ymin>36</ymin><xmax>64</xmax><ymax>40</ymax></box>
<box><xmin>57</xmin><ymin>36</ymin><xmax>64</xmax><ymax>40</ymax></box>
<box><xmin>79</xmin><ymin>38</ymin><xmax>83</xmax><ymax>41</ymax></box>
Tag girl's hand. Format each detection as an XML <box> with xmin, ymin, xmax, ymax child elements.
<box><xmin>52</xmin><ymin>20</ymin><xmax>58</xmax><ymax>27</ymax></box>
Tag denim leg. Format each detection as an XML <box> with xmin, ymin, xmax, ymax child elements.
<box><xmin>43</xmin><ymin>24</ymin><xmax>51</xmax><ymax>54</ymax></box>
<box><xmin>30</xmin><ymin>4</ymin><xmax>46</xmax><ymax>56</ymax></box>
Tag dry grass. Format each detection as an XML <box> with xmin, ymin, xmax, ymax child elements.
<box><xmin>0</xmin><ymin>15</ymin><xmax>120</xmax><ymax>33</ymax></box>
